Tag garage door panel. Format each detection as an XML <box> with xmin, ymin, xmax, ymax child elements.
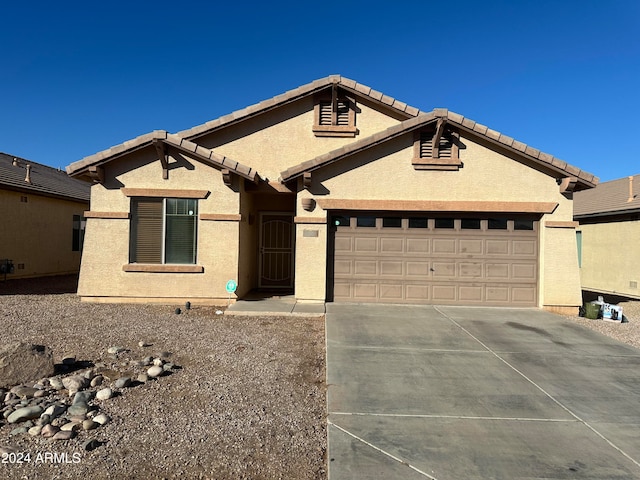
<box><xmin>354</xmin><ymin>237</ymin><xmax>377</xmax><ymax>252</ymax></box>
<box><xmin>334</xmin><ymin>260</ymin><xmax>352</xmax><ymax>275</ymax></box>
<box><xmin>432</xmin><ymin>262</ymin><xmax>456</xmax><ymax>277</ymax></box>
<box><xmin>332</xmin><ymin>214</ymin><xmax>537</xmax><ymax>306</ymax></box>
<box><xmin>407</xmin><ymin>261</ymin><xmax>431</xmax><ymax>276</ymax></box>
<box><xmin>379</xmin><ymin>284</ymin><xmax>403</xmax><ymax>300</ymax></box>
<box><xmin>486</xmin><ymin>286</ymin><xmax>510</xmax><ymax>302</ymax></box>
<box><xmin>406</xmin><ymin>238</ymin><xmax>430</xmax><ymax>253</ymax></box>
<box><xmin>459</xmin><ymin>262</ymin><xmax>482</xmax><ymax>278</ymax></box>
<box><xmin>459</xmin><ymin>286</ymin><xmax>483</xmax><ymax>302</ymax></box>
<box><xmin>486</xmin><ymin>263</ymin><xmax>510</xmax><ymax>279</ymax></box>
<box><xmin>512</xmin><ymin>263</ymin><xmax>536</xmax><ymax>280</ymax></box>
<box><xmin>513</xmin><ymin>240</ymin><xmax>536</xmax><ymax>256</ymax></box>
<box><xmin>433</xmin><ymin>239</ymin><xmax>456</xmax><ymax>254</ymax></box>
<box><xmin>380</xmin><ymin>261</ymin><xmax>403</xmax><ymax>276</ymax></box>
<box><xmin>380</xmin><ymin>238</ymin><xmax>403</xmax><ymax>252</ymax></box>
<box><xmin>486</xmin><ymin>240</ymin><xmax>509</xmax><ymax>255</ymax></box>
<box><xmin>459</xmin><ymin>239</ymin><xmax>483</xmax><ymax>254</ymax></box>
<box><xmin>354</xmin><ymin>260</ymin><xmax>377</xmax><ymax>275</ymax></box>
<box><xmin>433</xmin><ymin>285</ymin><xmax>456</xmax><ymax>301</ymax></box>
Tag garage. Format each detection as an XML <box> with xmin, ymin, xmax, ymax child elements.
<box><xmin>329</xmin><ymin>213</ymin><xmax>539</xmax><ymax>306</ymax></box>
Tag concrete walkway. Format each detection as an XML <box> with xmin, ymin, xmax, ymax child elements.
<box><xmin>225</xmin><ymin>294</ymin><xmax>325</xmax><ymax>316</ymax></box>
<box><xmin>326</xmin><ymin>304</ymin><xmax>640</xmax><ymax>479</ymax></box>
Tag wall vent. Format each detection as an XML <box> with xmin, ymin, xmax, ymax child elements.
<box><xmin>630</xmin><ymin>281</ymin><xmax>638</xmax><ymax>289</ymax></box>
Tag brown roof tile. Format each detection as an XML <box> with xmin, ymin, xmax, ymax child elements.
<box><xmin>574</xmin><ymin>175</ymin><xmax>640</xmax><ymax>217</ymax></box>
<box><xmin>1</xmin><ymin>153</ymin><xmax>90</xmax><ymax>202</ymax></box>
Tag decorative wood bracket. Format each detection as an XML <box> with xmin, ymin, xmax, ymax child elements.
<box><xmin>558</xmin><ymin>176</ymin><xmax>578</xmax><ymax>195</ymax></box>
<box><xmin>432</xmin><ymin>118</ymin><xmax>446</xmax><ymax>158</ymax></box>
<box><xmin>153</xmin><ymin>140</ymin><xmax>169</xmax><ymax>180</ymax></box>
<box><xmin>303</xmin><ymin>172</ymin><xmax>312</xmax><ymax>189</ymax></box>
<box><xmin>222</xmin><ymin>169</ymin><xmax>232</xmax><ymax>186</ymax></box>
<box><xmin>87</xmin><ymin>166</ymin><xmax>104</xmax><ymax>183</ymax></box>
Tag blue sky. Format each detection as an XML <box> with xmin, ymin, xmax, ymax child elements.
<box><xmin>1</xmin><ymin>0</ymin><xmax>638</xmax><ymax>181</ymax></box>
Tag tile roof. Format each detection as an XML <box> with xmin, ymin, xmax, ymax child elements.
<box><xmin>574</xmin><ymin>174</ymin><xmax>640</xmax><ymax>218</ymax></box>
<box><xmin>280</xmin><ymin>109</ymin><xmax>598</xmax><ymax>188</ymax></box>
<box><xmin>66</xmin><ymin>131</ymin><xmax>259</xmax><ymax>182</ymax></box>
<box><xmin>177</xmin><ymin>75</ymin><xmax>421</xmax><ymax>139</ymax></box>
<box><xmin>1</xmin><ymin>152</ymin><xmax>90</xmax><ymax>202</ymax></box>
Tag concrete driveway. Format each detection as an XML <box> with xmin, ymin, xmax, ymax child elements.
<box><xmin>326</xmin><ymin>304</ymin><xmax>640</xmax><ymax>479</ymax></box>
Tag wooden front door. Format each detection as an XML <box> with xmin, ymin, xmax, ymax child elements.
<box><xmin>259</xmin><ymin>213</ymin><xmax>294</xmax><ymax>289</ymax></box>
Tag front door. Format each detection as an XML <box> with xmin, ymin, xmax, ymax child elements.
<box><xmin>259</xmin><ymin>213</ymin><xmax>294</xmax><ymax>289</ymax></box>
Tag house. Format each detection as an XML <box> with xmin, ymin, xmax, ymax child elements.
<box><xmin>574</xmin><ymin>174</ymin><xmax>640</xmax><ymax>299</ymax></box>
<box><xmin>65</xmin><ymin>75</ymin><xmax>597</xmax><ymax>313</ymax></box>
<box><xmin>0</xmin><ymin>153</ymin><xmax>90</xmax><ymax>279</ymax></box>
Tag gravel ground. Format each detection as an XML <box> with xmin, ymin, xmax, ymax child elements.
<box><xmin>0</xmin><ymin>276</ymin><xmax>326</xmax><ymax>480</ymax></box>
<box><xmin>563</xmin><ymin>296</ymin><xmax>640</xmax><ymax>349</ymax></box>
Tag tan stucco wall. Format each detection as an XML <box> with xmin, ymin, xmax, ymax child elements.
<box><xmin>293</xmin><ymin>134</ymin><xmax>582</xmax><ymax>307</ymax></box>
<box><xmin>0</xmin><ymin>189</ymin><xmax>86</xmax><ymax>279</ymax></box>
<box><xmin>78</xmin><ymin>147</ymin><xmax>241</xmax><ymax>303</ymax></box>
<box><xmin>194</xmin><ymin>97</ymin><xmax>402</xmax><ymax>181</ymax></box>
<box><xmin>578</xmin><ymin>220</ymin><xmax>640</xmax><ymax>298</ymax></box>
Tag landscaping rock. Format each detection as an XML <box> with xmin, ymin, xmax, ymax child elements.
<box><xmin>83</xmin><ymin>438</ymin><xmax>102</xmax><ymax>451</ymax></box>
<box><xmin>114</xmin><ymin>377</ymin><xmax>131</xmax><ymax>389</ymax></box>
<box><xmin>90</xmin><ymin>375</ymin><xmax>103</xmax><ymax>387</ymax></box>
<box><xmin>62</xmin><ymin>375</ymin><xmax>88</xmax><ymax>395</ymax></box>
<box><xmin>52</xmin><ymin>430</ymin><xmax>75</xmax><ymax>440</ymax></box>
<box><xmin>82</xmin><ymin>419</ymin><xmax>98</xmax><ymax>431</ymax></box>
<box><xmin>41</xmin><ymin>424</ymin><xmax>59</xmax><ymax>438</ymax></box>
<box><xmin>95</xmin><ymin>388</ymin><xmax>113</xmax><ymax>401</ymax></box>
<box><xmin>48</xmin><ymin>377</ymin><xmax>64</xmax><ymax>390</ymax></box>
<box><xmin>147</xmin><ymin>366</ymin><xmax>164</xmax><ymax>378</ymax></box>
<box><xmin>0</xmin><ymin>343</ymin><xmax>54</xmax><ymax>389</ymax></box>
<box><xmin>93</xmin><ymin>413</ymin><xmax>110</xmax><ymax>425</ymax></box>
<box><xmin>7</xmin><ymin>405</ymin><xmax>43</xmax><ymax>423</ymax></box>
<box><xmin>107</xmin><ymin>346</ymin><xmax>125</xmax><ymax>354</ymax></box>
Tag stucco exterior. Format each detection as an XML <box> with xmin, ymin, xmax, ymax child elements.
<box><xmin>67</xmin><ymin>76</ymin><xmax>595</xmax><ymax>311</ymax></box>
<box><xmin>0</xmin><ymin>154</ymin><xmax>90</xmax><ymax>280</ymax></box>
<box><xmin>577</xmin><ymin>220</ymin><xmax>640</xmax><ymax>298</ymax></box>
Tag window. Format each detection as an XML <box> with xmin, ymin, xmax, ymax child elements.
<box><xmin>514</xmin><ymin>219</ymin><xmax>534</xmax><ymax>231</ymax></box>
<box><xmin>313</xmin><ymin>91</ymin><xmax>358</xmax><ymax>137</ymax></box>
<box><xmin>382</xmin><ymin>217</ymin><xmax>402</xmax><ymax>228</ymax></box>
<box><xmin>408</xmin><ymin>218</ymin><xmax>429</xmax><ymax>229</ymax></box>
<box><xmin>488</xmin><ymin>218</ymin><xmax>508</xmax><ymax>230</ymax></box>
<box><xmin>72</xmin><ymin>215</ymin><xmax>85</xmax><ymax>252</ymax></box>
<box><xmin>130</xmin><ymin>198</ymin><xmax>198</xmax><ymax>264</ymax></box>
<box><xmin>461</xmin><ymin>218</ymin><xmax>481</xmax><ymax>229</ymax></box>
<box><xmin>412</xmin><ymin>125</ymin><xmax>461</xmax><ymax>170</ymax></box>
<box><xmin>356</xmin><ymin>216</ymin><xmax>376</xmax><ymax>227</ymax></box>
<box><xmin>435</xmin><ymin>218</ymin><xmax>454</xmax><ymax>229</ymax></box>
<box><xmin>576</xmin><ymin>231</ymin><xmax>582</xmax><ymax>268</ymax></box>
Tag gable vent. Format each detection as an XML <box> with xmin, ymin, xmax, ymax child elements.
<box><xmin>419</xmin><ymin>131</ymin><xmax>453</xmax><ymax>158</ymax></box>
<box><xmin>319</xmin><ymin>99</ymin><xmax>351</xmax><ymax>126</ymax></box>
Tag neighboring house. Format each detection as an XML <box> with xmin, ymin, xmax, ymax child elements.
<box><xmin>574</xmin><ymin>174</ymin><xmax>640</xmax><ymax>299</ymax></box>
<box><xmin>0</xmin><ymin>153</ymin><xmax>90</xmax><ymax>279</ymax></box>
<box><xmin>66</xmin><ymin>75</ymin><xmax>597</xmax><ymax>313</ymax></box>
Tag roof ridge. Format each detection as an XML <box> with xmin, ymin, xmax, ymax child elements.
<box><xmin>280</xmin><ymin>109</ymin><xmax>598</xmax><ymax>187</ymax></box>
<box><xmin>177</xmin><ymin>75</ymin><xmax>423</xmax><ymax>139</ymax></box>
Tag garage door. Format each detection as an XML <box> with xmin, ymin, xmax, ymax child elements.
<box><xmin>330</xmin><ymin>214</ymin><xmax>538</xmax><ymax>306</ymax></box>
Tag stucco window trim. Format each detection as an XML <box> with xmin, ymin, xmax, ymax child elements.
<box><xmin>123</xmin><ymin>264</ymin><xmax>204</xmax><ymax>273</ymax></box>
<box><xmin>121</xmin><ymin>188</ymin><xmax>210</xmax><ymax>199</ymax></box>
<box><xmin>84</xmin><ymin>211</ymin><xmax>130</xmax><ymax>219</ymax></box>
<box><xmin>200</xmin><ymin>214</ymin><xmax>242</xmax><ymax>222</ymax></box>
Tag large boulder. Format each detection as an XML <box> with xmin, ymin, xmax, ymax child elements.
<box><xmin>0</xmin><ymin>343</ymin><xmax>54</xmax><ymax>388</ymax></box>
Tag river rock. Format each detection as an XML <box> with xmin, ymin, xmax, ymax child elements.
<box><xmin>95</xmin><ymin>388</ymin><xmax>113</xmax><ymax>401</ymax></box>
<box><xmin>67</xmin><ymin>403</ymin><xmax>88</xmax><ymax>417</ymax></box>
<box><xmin>41</xmin><ymin>424</ymin><xmax>59</xmax><ymax>438</ymax></box>
<box><xmin>60</xmin><ymin>421</ymin><xmax>81</xmax><ymax>432</ymax></box>
<box><xmin>90</xmin><ymin>375</ymin><xmax>103</xmax><ymax>387</ymax></box>
<box><xmin>28</xmin><ymin>425</ymin><xmax>43</xmax><ymax>436</ymax></box>
<box><xmin>93</xmin><ymin>413</ymin><xmax>110</xmax><ymax>425</ymax></box>
<box><xmin>49</xmin><ymin>377</ymin><xmax>64</xmax><ymax>390</ymax></box>
<box><xmin>7</xmin><ymin>405</ymin><xmax>43</xmax><ymax>423</ymax></box>
<box><xmin>10</xmin><ymin>386</ymin><xmax>38</xmax><ymax>398</ymax></box>
<box><xmin>44</xmin><ymin>404</ymin><xmax>66</xmax><ymax>420</ymax></box>
<box><xmin>10</xmin><ymin>427</ymin><xmax>28</xmax><ymax>436</ymax></box>
<box><xmin>52</xmin><ymin>430</ymin><xmax>75</xmax><ymax>440</ymax></box>
<box><xmin>73</xmin><ymin>390</ymin><xmax>95</xmax><ymax>405</ymax></box>
<box><xmin>107</xmin><ymin>346</ymin><xmax>125</xmax><ymax>354</ymax></box>
<box><xmin>147</xmin><ymin>366</ymin><xmax>164</xmax><ymax>378</ymax></box>
<box><xmin>82</xmin><ymin>419</ymin><xmax>98</xmax><ymax>431</ymax></box>
<box><xmin>62</xmin><ymin>375</ymin><xmax>88</xmax><ymax>395</ymax></box>
<box><xmin>0</xmin><ymin>343</ymin><xmax>54</xmax><ymax>389</ymax></box>
<box><xmin>114</xmin><ymin>377</ymin><xmax>131</xmax><ymax>388</ymax></box>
